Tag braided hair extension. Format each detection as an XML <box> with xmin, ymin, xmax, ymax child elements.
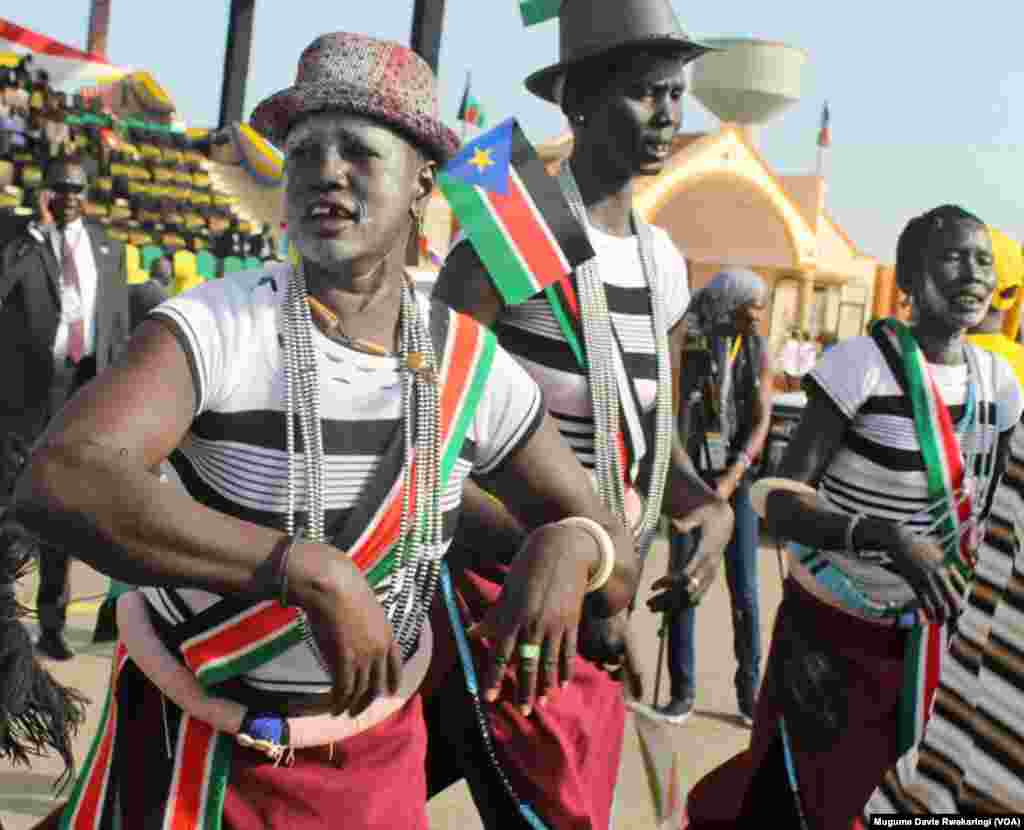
<box><xmin>0</xmin><ymin>522</ymin><xmax>87</xmax><ymax>791</ymax></box>
<box><xmin>895</xmin><ymin>204</ymin><xmax>986</xmax><ymax>296</ymax></box>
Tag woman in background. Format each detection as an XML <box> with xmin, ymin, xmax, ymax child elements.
<box><xmin>656</xmin><ymin>268</ymin><xmax>774</xmax><ymax>727</ymax></box>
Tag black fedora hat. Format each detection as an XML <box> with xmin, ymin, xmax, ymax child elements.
<box><xmin>524</xmin><ymin>0</ymin><xmax>716</xmax><ymax>104</ymax></box>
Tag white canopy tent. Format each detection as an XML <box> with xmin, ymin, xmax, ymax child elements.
<box><xmin>0</xmin><ymin>18</ymin><xmax>129</xmax><ymax>90</ymax></box>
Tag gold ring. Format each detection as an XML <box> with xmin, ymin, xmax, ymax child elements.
<box><xmin>518</xmin><ymin>642</ymin><xmax>541</xmax><ymax>661</ymax></box>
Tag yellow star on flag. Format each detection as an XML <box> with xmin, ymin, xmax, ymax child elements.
<box><xmin>469</xmin><ymin>147</ymin><xmax>495</xmax><ymax>173</ymax></box>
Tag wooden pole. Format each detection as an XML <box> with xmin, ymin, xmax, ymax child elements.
<box><xmin>218</xmin><ymin>0</ymin><xmax>256</xmax><ymax>129</ymax></box>
<box><xmin>86</xmin><ymin>0</ymin><xmax>112</xmax><ymax>58</ymax></box>
<box><xmin>410</xmin><ymin>0</ymin><xmax>447</xmax><ymax>75</ymax></box>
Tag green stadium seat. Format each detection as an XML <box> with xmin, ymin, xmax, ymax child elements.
<box><xmin>244</xmin><ymin>256</ymin><xmax>262</xmax><ymax>271</ymax></box>
<box><xmin>196</xmin><ymin>250</ymin><xmax>218</xmax><ymax>280</ymax></box>
<box><xmin>222</xmin><ymin>256</ymin><xmax>244</xmax><ymax>276</ymax></box>
<box><xmin>141</xmin><ymin>244</ymin><xmax>165</xmax><ymax>271</ymax></box>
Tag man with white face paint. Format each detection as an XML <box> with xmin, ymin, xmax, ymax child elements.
<box><xmin>14</xmin><ymin>32</ymin><xmax>639</xmax><ymax>830</ymax></box>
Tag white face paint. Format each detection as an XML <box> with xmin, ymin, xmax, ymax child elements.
<box><xmin>283</xmin><ymin>112</ymin><xmax>421</xmax><ymax>275</ymax></box>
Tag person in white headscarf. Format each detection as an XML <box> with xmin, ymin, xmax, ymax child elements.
<box><xmin>654</xmin><ymin>267</ymin><xmax>775</xmax><ymax>726</ymax></box>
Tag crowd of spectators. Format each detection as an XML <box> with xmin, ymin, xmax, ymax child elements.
<box><xmin>0</xmin><ymin>53</ymin><xmax>280</xmax><ymax>286</ymax></box>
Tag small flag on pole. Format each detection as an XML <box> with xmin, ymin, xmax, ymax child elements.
<box><xmin>519</xmin><ymin>0</ymin><xmax>562</xmax><ymax>26</ymax></box>
<box><xmin>457</xmin><ymin>74</ymin><xmax>486</xmax><ymax>129</ymax></box>
<box><xmin>817</xmin><ymin>102</ymin><xmax>831</xmax><ymax>148</ymax></box>
<box><xmin>438</xmin><ymin>117</ymin><xmax>594</xmax><ymax>306</ymax></box>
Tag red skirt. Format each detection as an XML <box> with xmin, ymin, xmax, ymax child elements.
<box><xmin>687</xmin><ymin>579</ymin><xmax>907</xmax><ymax>830</ymax></box>
<box><xmin>424</xmin><ymin>557</ymin><xmax>625</xmax><ymax>830</ymax></box>
<box><xmin>115</xmin><ymin>664</ymin><xmax>428</xmax><ymax>830</ymax></box>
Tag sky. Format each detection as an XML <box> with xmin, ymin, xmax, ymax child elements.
<box><xmin>7</xmin><ymin>1</ymin><xmax>1022</xmax><ymax>262</ymax></box>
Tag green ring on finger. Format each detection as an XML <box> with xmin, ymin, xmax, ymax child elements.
<box><xmin>494</xmin><ymin>654</ymin><xmax>508</xmax><ymax>666</ymax></box>
<box><xmin>518</xmin><ymin>642</ymin><xmax>541</xmax><ymax>661</ymax></box>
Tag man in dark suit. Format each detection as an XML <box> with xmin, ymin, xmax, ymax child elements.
<box><xmin>0</xmin><ymin>157</ymin><xmax>163</xmax><ymax>659</ymax></box>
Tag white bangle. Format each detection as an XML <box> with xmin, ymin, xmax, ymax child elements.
<box><xmin>749</xmin><ymin>477</ymin><xmax>818</xmax><ymax>520</ymax></box>
<box><xmin>554</xmin><ymin>516</ymin><xmax>617</xmax><ymax>594</ymax></box>
<box><xmin>844</xmin><ymin>513</ymin><xmax>865</xmax><ymax>556</ymax></box>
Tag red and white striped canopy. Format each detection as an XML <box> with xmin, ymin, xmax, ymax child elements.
<box><xmin>0</xmin><ymin>18</ymin><xmax>129</xmax><ymax>89</ymax></box>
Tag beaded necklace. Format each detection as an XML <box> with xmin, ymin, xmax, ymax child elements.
<box><xmin>557</xmin><ymin>162</ymin><xmax>674</xmax><ymax>560</ymax></box>
<box><xmin>281</xmin><ymin>262</ymin><xmax>444</xmax><ymax>661</ymax></box>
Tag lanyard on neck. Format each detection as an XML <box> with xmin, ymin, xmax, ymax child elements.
<box><xmin>729</xmin><ymin>335</ymin><xmax>743</xmax><ymax>364</ymax></box>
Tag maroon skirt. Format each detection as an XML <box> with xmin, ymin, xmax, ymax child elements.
<box><xmin>424</xmin><ymin>558</ymin><xmax>625</xmax><ymax>830</ymax></box>
<box><xmin>687</xmin><ymin>579</ymin><xmax>907</xmax><ymax>830</ymax></box>
<box><xmin>43</xmin><ymin>662</ymin><xmax>431</xmax><ymax>830</ymax></box>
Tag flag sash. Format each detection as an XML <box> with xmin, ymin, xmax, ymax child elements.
<box><xmin>878</xmin><ymin>319</ymin><xmax>975</xmax><ymax>756</ymax></box>
<box><xmin>60</xmin><ymin>644</ymin><xmax>129</xmax><ymax>830</ymax></box>
<box><xmin>59</xmin><ymin>309</ymin><xmax>497</xmax><ymax>830</ymax></box>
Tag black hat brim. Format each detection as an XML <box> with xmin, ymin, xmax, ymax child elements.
<box><xmin>525</xmin><ymin>36</ymin><xmax>717</xmax><ymax>103</ymax></box>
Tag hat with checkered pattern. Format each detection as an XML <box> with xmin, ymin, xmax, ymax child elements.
<box><xmin>250</xmin><ymin>32</ymin><xmax>459</xmax><ymax>163</ymax></box>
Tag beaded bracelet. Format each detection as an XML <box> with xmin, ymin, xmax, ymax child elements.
<box><xmin>554</xmin><ymin>516</ymin><xmax>616</xmax><ymax>594</ymax></box>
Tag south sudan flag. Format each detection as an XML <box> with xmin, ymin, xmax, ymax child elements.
<box><xmin>438</xmin><ymin>118</ymin><xmax>594</xmax><ymax>306</ymax></box>
<box><xmin>457</xmin><ymin>79</ymin><xmax>486</xmax><ymax>128</ymax></box>
<box><xmin>519</xmin><ymin>0</ymin><xmax>561</xmax><ymax>26</ymax></box>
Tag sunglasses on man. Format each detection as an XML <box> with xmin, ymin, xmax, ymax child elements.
<box><xmin>50</xmin><ymin>182</ymin><xmax>86</xmax><ymax>195</ymax></box>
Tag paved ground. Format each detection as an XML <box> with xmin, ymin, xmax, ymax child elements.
<box><xmin>1</xmin><ymin>535</ymin><xmax>786</xmax><ymax>829</ymax></box>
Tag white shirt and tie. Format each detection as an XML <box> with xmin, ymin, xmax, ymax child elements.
<box><xmin>48</xmin><ymin>218</ymin><xmax>99</xmax><ymax>365</ymax></box>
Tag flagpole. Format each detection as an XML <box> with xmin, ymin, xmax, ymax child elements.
<box><xmin>815</xmin><ymin>101</ymin><xmax>830</xmax><ymax>179</ymax></box>
<box><xmin>460</xmin><ymin>69</ymin><xmax>471</xmax><ymax>145</ymax></box>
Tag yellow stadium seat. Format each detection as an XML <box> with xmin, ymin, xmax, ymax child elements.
<box><xmin>173</xmin><ymin>249</ymin><xmax>197</xmax><ymax>277</ymax></box>
<box><xmin>19</xmin><ymin>164</ymin><xmax>42</xmax><ymax>189</ymax></box>
<box><xmin>125</xmin><ymin>243</ymin><xmax>149</xmax><ymax>284</ymax></box>
<box><xmin>0</xmin><ymin>186</ymin><xmax>22</xmax><ymax>210</ymax></box>
<box><xmin>172</xmin><ymin>250</ymin><xmax>203</xmax><ymax>296</ymax></box>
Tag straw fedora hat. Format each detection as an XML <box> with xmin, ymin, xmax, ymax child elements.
<box><xmin>250</xmin><ymin>32</ymin><xmax>459</xmax><ymax>163</ymax></box>
<box><xmin>524</xmin><ymin>0</ymin><xmax>715</xmax><ymax>104</ymax></box>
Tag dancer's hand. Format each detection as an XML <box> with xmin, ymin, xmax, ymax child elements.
<box><xmin>714</xmin><ymin>463</ymin><xmax>745</xmax><ymax>502</ymax></box>
<box><xmin>649</xmin><ymin>501</ymin><xmax>733</xmax><ymax>610</ymax></box>
<box><xmin>473</xmin><ymin>523</ymin><xmax>596</xmax><ymax>717</ymax></box>
<box><xmin>886</xmin><ymin>529</ymin><xmax>960</xmax><ymax>625</ymax></box>
<box><xmin>290</xmin><ymin>545</ymin><xmax>402</xmax><ymax>718</ymax></box>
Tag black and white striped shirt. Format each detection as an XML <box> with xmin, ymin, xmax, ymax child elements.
<box><xmin>487</xmin><ymin>221</ymin><xmax>690</xmax><ymax>473</ymax></box>
<box><xmin>141</xmin><ymin>265</ymin><xmax>544</xmax><ymax>695</ymax></box>
<box><xmin>804</xmin><ymin>335</ymin><xmax>1022</xmax><ymax>607</ymax></box>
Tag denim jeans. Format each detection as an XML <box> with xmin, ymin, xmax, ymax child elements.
<box><xmin>665</xmin><ymin>474</ymin><xmax>761</xmax><ymax>709</ymax></box>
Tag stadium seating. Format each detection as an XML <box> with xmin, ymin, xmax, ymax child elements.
<box><xmin>196</xmin><ymin>249</ymin><xmax>218</xmax><ymax>280</ymax></box>
<box><xmin>125</xmin><ymin>243</ymin><xmax>149</xmax><ymax>284</ymax></box>
<box><xmin>221</xmin><ymin>255</ymin><xmax>244</xmax><ymax>276</ymax></box>
<box><xmin>0</xmin><ymin>68</ymin><xmax>279</xmax><ymax>277</ymax></box>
